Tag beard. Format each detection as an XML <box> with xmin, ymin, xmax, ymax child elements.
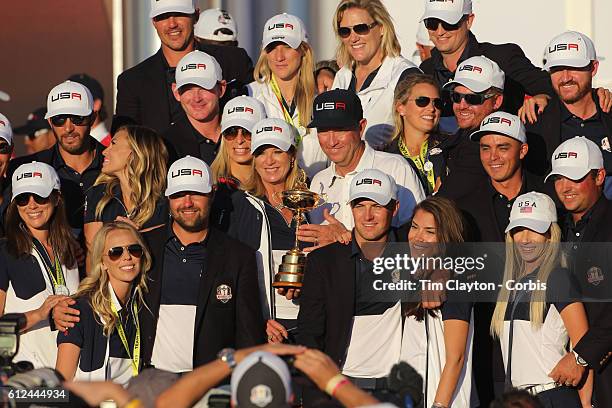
<box><xmin>557</xmin><ymin>80</ymin><xmax>592</xmax><ymax>104</ymax></box>
<box><xmin>172</xmin><ymin>209</ymin><xmax>208</xmax><ymax>232</ymax></box>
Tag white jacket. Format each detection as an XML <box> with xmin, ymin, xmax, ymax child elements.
<box><xmin>247</xmin><ymin>81</ymin><xmax>328</xmax><ymax>179</ymax></box>
<box><xmin>333</xmin><ymin>56</ymin><xmax>420</xmax><ymax>149</ymax></box>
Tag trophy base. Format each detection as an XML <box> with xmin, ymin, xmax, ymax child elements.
<box><xmin>272</xmin><ymin>249</ymin><xmax>306</xmax><ymax>288</ymax></box>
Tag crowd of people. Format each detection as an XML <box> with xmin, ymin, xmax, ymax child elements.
<box><xmin>0</xmin><ymin>0</ymin><xmax>611</xmax><ymax>407</ymax></box>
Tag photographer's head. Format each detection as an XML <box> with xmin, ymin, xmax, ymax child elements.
<box><xmin>231</xmin><ymin>351</ymin><xmax>293</xmax><ymax>408</ymax></box>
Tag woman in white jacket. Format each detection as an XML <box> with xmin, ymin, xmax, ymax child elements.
<box><xmin>332</xmin><ymin>0</ymin><xmax>420</xmax><ymax>149</ymax></box>
<box><xmin>247</xmin><ymin>13</ymin><xmax>327</xmax><ymax>179</ymax></box>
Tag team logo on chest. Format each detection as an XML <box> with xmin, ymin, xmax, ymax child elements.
<box><xmin>586</xmin><ymin>266</ymin><xmax>604</xmax><ymax>286</ymax></box>
<box><xmin>216</xmin><ymin>284</ymin><xmax>233</xmax><ymax>303</ymax></box>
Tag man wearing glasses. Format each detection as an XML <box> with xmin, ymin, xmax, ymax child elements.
<box><xmin>163</xmin><ymin>50</ymin><xmax>226</xmax><ymax>165</ymax></box>
<box><xmin>436</xmin><ymin>56</ymin><xmax>504</xmax><ymax>200</ymax></box>
<box><xmin>8</xmin><ymin>81</ymin><xmax>103</xmax><ymax>239</ymax></box>
<box><xmin>419</xmin><ymin>0</ymin><xmax>553</xmax><ymax>129</ymax></box>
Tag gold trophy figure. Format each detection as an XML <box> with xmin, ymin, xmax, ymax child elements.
<box><xmin>273</xmin><ymin>170</ymin><xmax>326</xmax><ymax>288</ymax></box>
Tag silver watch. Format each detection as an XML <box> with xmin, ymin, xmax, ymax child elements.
<box><xmin>573</xmin><ymin>350</ymin><xmax>588</xmax><ymax>367</ymax></box>
<box><xmin>218</xmin><ymin>348</ymin><xmax>237</xmax><ymax>370</ymax></box>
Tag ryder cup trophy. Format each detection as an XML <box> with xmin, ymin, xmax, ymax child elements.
<box><xmin>273</xmin><ymin>170</ymin><xmax>326</xmax><ymax>288</ymax></box>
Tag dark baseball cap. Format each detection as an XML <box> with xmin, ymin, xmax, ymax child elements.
<box><xmin>67</xmin><ymin>73</ymin><xmax>104</xmax><ymax>101</ymax></box>
<box><xmin>14</xmin><ymin>107</ymin><xmax>51</xmax><ymax>136</ymax></box>
<box><xmin>308</xmin><ymin>89</ymin><xmax>363</xmax><ymax>129</ymax></box>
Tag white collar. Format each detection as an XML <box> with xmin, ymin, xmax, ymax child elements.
<box><xmin>91</xmin><ymin>122</ymin><xmax>110</xmax><ymax>142</ymax></box>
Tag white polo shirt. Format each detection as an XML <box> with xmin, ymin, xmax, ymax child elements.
<box><xmin>309</xmin><ymin>143</ymin><xmax>425</xmax><ymax>229</ymax></box>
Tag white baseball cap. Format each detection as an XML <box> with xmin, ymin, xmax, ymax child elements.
<box><xmin>230</xmin><ymin>351</ymin><xmax>292</xmax><ymax>408</ymax></box>
<box><xmin>443</xmin><ymin>56</ymin><xmax>505</xmax><ymax>93</ymax></box>
<box><xmin>221</xmin><ymin>96</ymin><xmax>267</xmax><ymax>134</ymax></box>
<box><xmin>11</xmin><ymin>162</ymin><xmax>61</xmax><ymax>201</ymax></box>
<box><xmin>545</xmin><ymin>136</ymin><xmax>604</xmax><ymax>182</ymax></box>
<box><xmin>0</xmin><ymin>90</ymin><xmax>9</xmax><ymax>102</ymax></box>
<box><xmin>470</xmin><ymin>111</ymin><xmax>526</xmax><ymax>143</ymax></box>
<box><xmin>0</xmin><ymin>113</ymin><xmax>13</xmax><ymax>145</ymax></box>
<box><xmin>416</xmin><ymin>23</ymin><xmax>434</xmax><ymax>47</ymax></box>
<box><xmin>45</xmin><ymin>81</ymin><xmax>94</xmax><ymax>119</ymax></box>
<box><xmin>505</xmin><ymin>191</ymin><xmax>557</xmax><ymax>234</ymax></box>
<box><xmin>175</xmin><ymin>51</ymin><xmax>223</xmax><ymax>91</ymax></box>
<box><xmin>420</xmin><ymin>0</ymin><xmax>472</xmax><ymax>25</ymax></box>
<box><xmin>165</xmin><ymin>155</ymin><xmax>213</xmax><ymax>196</ymax></box>
<box><xmin>349</xmin><ymin>169</ymin><xmax>398</xmax><ymax>206</ymax></box>
<box><xmin>543</xmin><ymin>31</ymin><xmax>597</xmax><ymax>71</ymax></box>
<box><xmin>195</xmin><ymin>8</ymin><xmax>238</xmax><ymax>42</ymax></box>
<box><xmin>149</xmin><ymin>0</ymin><xmax>195</xmax><ymax>19</ymax></box>
<box><xmin>262</xmin><ymin>13</ymin><xmax>307</xmax><ymax>50</ymax></box>
<box><xmin>251</xmin><ymin>118</ymin><xmax>297</xmax><ymax>153</ymax></box>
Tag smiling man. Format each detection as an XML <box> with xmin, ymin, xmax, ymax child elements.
<box><xmin>436</xmin><ymin>56</ymin><xmax>505</xmax><ymax>200</ymax></box>
<box><xmin>8</xmin><ymin>81</ymin><xmax>104</xmax><ymax>238</ymax></box>
<box><xmin>298</xmin><ymin>168</ymin><xmax>404</xmax><ymax>406</ymax></box>
<box><xmin>524</xmin><ymin>32</ymin><xmax>612</xmax><ymax>194</ymax></box>
<box><xmin>115</xmin><ymin>0</ymin><xmax>252</xmax><ymax>133</ymax></box>
<box><xmin>163</xmin><ymin>50</ymin><xmax>226</xmax><ymax>165</ymax></box>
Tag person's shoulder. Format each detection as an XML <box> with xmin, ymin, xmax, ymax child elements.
<box><xmin>210</xmin><ymin>227</ymin><xmax>256</xmax><ymax>254</ymax></box>
<box><xmin>419</xmin><ymin>56</ymin><xmax>435</xmax><ymax>73</ymax></box>
<box><xmin>8</xmin><ymin>148</ymin><xmax>53</xmax><ymax>175</ymax></box>
<box><xmin>372</xmin><ymin>149</ymin><xmax>412</xmax><ymax>169</ymax></box>
<box><xmin>309</xmin><ymin>165</ymin><xmax>332</xmax><ymax>185</ymax></box>
<box><xmin>477</xmin><ymin>39</ymin><xmax>526</xmax><ymax>60</ymax></box>
<box><xmin>309</xmin><ymin>241</ymin><xmax>351</xmax><ymax>262</ymax></box>
<box><xmin>118</xmin><ymin>52</ymin><xmax>162</xmax><ymax>80</ymax></box>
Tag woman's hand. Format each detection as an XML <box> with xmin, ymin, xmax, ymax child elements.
<box><xmin>36</xmin><ymin>295</ymin><xmax>68</xmax><ymax>323</ymax></box>
<box><xmin>266</xmin><ymin>319</ymin><xmax>288</xmax><ymax>343</ymax></box>
<box><xmin>115</xmin><ymin>216</ymin><xmax>140</xmax><ymax>230</ymax></box>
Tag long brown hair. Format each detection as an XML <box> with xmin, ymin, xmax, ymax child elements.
<box><xmin>76</xmin><ymin>222</ymin><xmax>151</xmax><ymax>336</ymax></box>
<box><xmin>5</xmin><ymin>191</ymin><xmax>77</xmax><ymax>267</ymax></box>
<box><xmin>94</xmin><ymin>125</ymin><xmax>168</xmax><ymax>227</ymax></box>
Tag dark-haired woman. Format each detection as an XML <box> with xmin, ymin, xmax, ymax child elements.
<box><xmin>0</xmin><ymin>162</ymin><xmax>80</xmax><ymax>368</ymax></box>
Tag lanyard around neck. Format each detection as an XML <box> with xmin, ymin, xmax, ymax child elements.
<box><xmin>110</xmin><ymin>298</ymin><xmax>140</xmax><ymax>377</ymax></box>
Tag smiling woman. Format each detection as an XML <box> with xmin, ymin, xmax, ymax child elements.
<box><xmin>56</xmin><ymin>221</ymin><xmax>151</xmax><ymax>386</ymax></box>
<box><xmin>0</xmin><ymin>162</ymin><xmax>80</xmax><ymax>369</ymax></box>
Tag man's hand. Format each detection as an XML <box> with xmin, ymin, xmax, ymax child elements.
<box><xmin>52</xmin><ymin>298</ymin><xmax>80</xmax><ymax>332</ymax></box>
<box><xmin>266</xmin><ymin>319</ymin><xmax>289</xmax><ymax>344</ymax></box>
<box><xmin>549</xmin><ymin>352</ymin><xmax>586</xmax><ymax>387</ymax></box>
<box><xmin>297</xmin><ymin>209</ymin><xmax>351</xmax><ymax>253</ymax></box>
<box><xmin>519</xmin><ymin>94</ymin><xmax>550</xmax><ymax>124</ymax></box>
<box><xmin>293</xmin><ymin>349</ymin><xmax>341</xmax><ymax>391</ymax></box>
<box><xmin>597</xmin><ymin>87</ymin><xmax>612</xmax><ymax>112</ymax></box>
<box><xmin>64</xmin><ymin>381</ymin><xmax>132</xmax><ymax>408</ymax></box>
<box><xmin>234</xmin><ymin>343</ymin><xmax>306</xmax><ymax>364</ymax></box>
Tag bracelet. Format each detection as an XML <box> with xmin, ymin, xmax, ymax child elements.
<box><xmin>325</xmin><ymin>374</ymin><xmax>348</xmax><ymax>396</ymax></box>
<box><xmin>431</xmin><ymin>403</ymin><xmax>448</xmax><ymax>408</ymax></box>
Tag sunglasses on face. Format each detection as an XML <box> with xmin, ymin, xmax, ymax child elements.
<box><xmin>15</xmin><ymin>193</ymin><xmax>51</xmax><ymax>207</ymax></box>
<box><xmin>450</xmin><ymin>91</ymin><xmax>496</xmax><ymax>106</ymax></box>
<box><xmin>0</xmin><ymin>142</ymin><xmax>11</xmax><ymax>154</ymax></box>
<box><xmin>50</xmin><ymin>114</ymin><xmax>93</xmax><ymax>127</ymax></box>
<box><xmin>424</xmin><ymin>16</ymin><xmax>466</xmax><ymax>31</ymax></box>
<box><xmin>337</xmin><ymin>21</ymin><xmax>378</xmax><ymax>38</ymax></box>
<box><xmin>106</xmin><ymin>244</ymin><xmax>144</xmax><ymax>261</ymax></box>
<box><xmin>223</xmin><ymin>126</ymin><xmax>252</xmax><ymax>141</ymax></box>
<box><xmin>408</xmin><ymin>96</ymin><xmax>444</xmax><ymax>110</ymax></box>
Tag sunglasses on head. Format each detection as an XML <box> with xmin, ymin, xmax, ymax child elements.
<box><xmin>449</xmin><ymin>91</ymin><xmax>496</xmax><ymax>106</ymax></box>
<box><xmin>15</xmin><ymin>193</ymin><xmax>51</xmax><ymax>207</ymax></box>
<box><xmin>50</xmin><ymin>114</ymin><xmax>92</xmax><ymax>127</ymax></box>
<box><xmin>408</xmin><ymin>96</ymin><xmax>444</xmax><ymax>110</ymax></box>
<box><xmin>424</xmin><ymin>16</ymin><xmax>467</xmax><ymax>31</ymax></box>
<box><xmin>0</xmin><ymin>142</ymin><xmax>11</xmax><ymax>154</ymax></box>
<box><xmin>106</xmin><ymin>244</ymin><xmax>144</xmax><ymax>261</ymax></box>
<box><xmin>337</xmin><ymin>21</ymin><xmax>378</xmax><ymax>38</ymax></box>
<box><xmin>223</xmin><ymin>126</ymin><xmax>252</xmax><ymax>141</ymax></box>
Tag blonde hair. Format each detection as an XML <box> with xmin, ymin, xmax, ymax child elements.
<box><xmin>392</xmin><ymin>74</ymin><xmax>440</xmax><ymax>141</ymax></box>
<box><xmin>490</xmin><ymin>223</ymin><xmax>563</xmax><ymax>338</ymax></box>
<box><xmin>94</xmin><ymin>126</ymin><xmax>168</xmax><ymax>227</ymax></box>
<box><xmin>253</xmin><ymin>42</ymin><xmax>315</xmax><ymax>129</ymax></box>
<box><xmin>76</xmin><ymin>222</ymin><xmax>151</xmax><ymax>337</ymax></box>
<box><xmin>211</xmin><ymin>137</ymin><xmax>233</xmax><ymax>182</ymax></box>
<box><xmin>242</xmin><ymin>146</ymin><xmax>301</xmax><ymax>197</ymax></box>
<box><xmin>334</xmin><ymin>0</ymin><xmax>402</xmax><ymax>68</ymax></box>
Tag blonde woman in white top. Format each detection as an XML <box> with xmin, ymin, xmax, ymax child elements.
<box><xmin>247</xmin><ymin>13</ymin><xmax>327</xmax><ymax>178</ymax></box>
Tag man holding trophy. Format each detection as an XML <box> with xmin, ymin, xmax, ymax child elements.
<box><xmin>297</xmin><ymin>168</ymin><xmax>404</xmax><ymax>406</ymax></box>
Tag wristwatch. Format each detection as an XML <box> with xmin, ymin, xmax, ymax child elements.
<box><xmin>573</xmin><ymin>350</ymin><xmax>588</xmax><ymax>367</ymax></box>
<box><xmin>218</xmin><ymin>348</ymin><xmax>237</xmax><ymax>371</ymax></box>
